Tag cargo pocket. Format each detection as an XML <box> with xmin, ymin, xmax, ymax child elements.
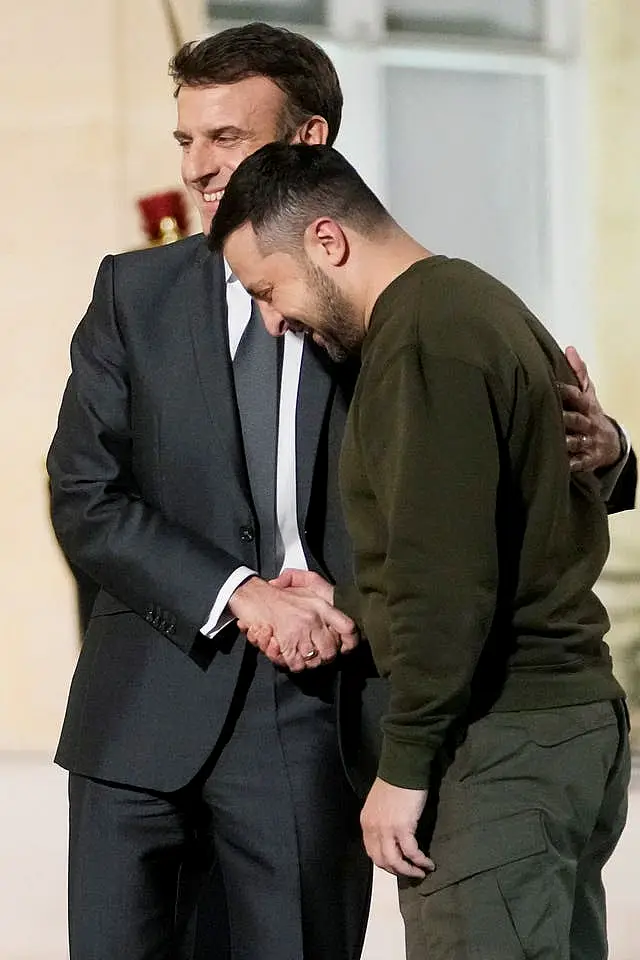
<box><xmin>401</xmin><ymin>809</ymin><xmax>558</xmax><ymax>960</ymax></box>
<box><xmin>522</xmin><ymin>701</ymin><xmax>617</xmax><ymax>747</ymax></box>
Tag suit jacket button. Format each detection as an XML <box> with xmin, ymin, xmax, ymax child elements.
<box><xmin>239</xmin><ymin>525</ymin><xmax>255</xmax><ymax>543</ymax></box>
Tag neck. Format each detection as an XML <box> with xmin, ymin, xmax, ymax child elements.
<box><xmin>361</xmin><ymin>231</ymin><xmax>432</xmax><ymax>330</ymax></box>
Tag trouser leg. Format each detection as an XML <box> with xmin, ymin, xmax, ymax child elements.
<box><xmin>68</xmin><ymin>773</ymin><xmax>203</xmax><ymax>960</ymax></box>
<box><xmin>569</xmin><ymin>700</ymin><xmax>631</xmax><ymax>960</ymax></box>
<box><xmin>181</xmin><ymin>846</ymin><xmax>230</xmax><ymax>959</ymax></box>
<box><xmin>68</xmin><ymin>649</ymin><xmax>372</xmax><ymax>960</ymax></box>
<box><xmin>201</xmin><ymin>652</ymin><xmax>371</xmax><ymax>960</ymax></box>
<box><xmin>274</xmin><ymin>667</ymin><xmax>372</xmax><ymax>960</ymax></box>
<box><xmin>399</xmin><ymin>701</ymin><xmax>627</xmax><ymax>960</ymax></box>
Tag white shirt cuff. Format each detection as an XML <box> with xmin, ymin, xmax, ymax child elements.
<box><xmin>600</xmin><ymin>423</ymin><xmax>631</xmax><ymax>501</ymax></box>
<box><xmin>200</xmin><ymin>566</ymin><xmax>257</xmax><ymax>638</ymax></box>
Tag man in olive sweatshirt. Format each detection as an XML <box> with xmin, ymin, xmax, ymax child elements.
<box><xmin>210</xmin><ymin>143</ymin><xmax>631</xmax><ymax>960</ymax></box>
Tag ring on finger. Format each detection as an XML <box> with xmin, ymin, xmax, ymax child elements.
<box><xmin>302</xmin><ymin>647</ymin><xmax>318</xmax><ymax>661</ymax></box>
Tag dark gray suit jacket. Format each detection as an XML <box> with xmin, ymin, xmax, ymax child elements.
<box><xmin>48</xmin><ymin>234</ymin><xmax>371</xmax><ymax>793</ymax></box>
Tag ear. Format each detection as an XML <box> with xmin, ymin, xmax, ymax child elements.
<box><xmin>292</xmin><ymin>115</ymin><xmax>329</xmax><ymax>146</ymax></box>
<box><xmin>304</xmin><ymin>218</ymin><xmax>349</xmax><ymax>267</ymax></box>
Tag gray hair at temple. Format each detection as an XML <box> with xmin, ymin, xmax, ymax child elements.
<box><xmin>208</xmin><ymin>143</ymin><xmax>393</xmax><ymax>256</ymax></box>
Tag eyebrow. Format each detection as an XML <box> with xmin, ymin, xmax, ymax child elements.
<box><xmin>172</xmin><ymin>125</ymin><xmax>248</xmax><ymax>142</ymax></box>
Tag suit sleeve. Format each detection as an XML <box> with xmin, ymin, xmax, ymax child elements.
<box><xmin>604</xmin><ymin>445</ymin><xmax>637</xmax><ymax>514</ymax></box>
<box><xmin>357</xmin><ymin>350</ymin><xmax>501</xmax><ymax>789</ymax></box>
<box><xmin>47</xmin><ymin>256</ymin><xmax>245</xmax><ymax>656</ymax></box>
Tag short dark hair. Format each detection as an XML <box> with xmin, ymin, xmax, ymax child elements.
<box><xmin>209</xmin><ymin>143</ymin><xmax>392</xmax><ymax>255</ymax></box>
<box><xmin>169</xmin><ymin>22</ymin><xmax>342</xmax><ymax>145</ymax></box>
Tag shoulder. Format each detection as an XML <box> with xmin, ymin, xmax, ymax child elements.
<box><xmin>363</xmin><ymin>258</ymin><xmax>537</xmax><ymax>423</ymax></box>
<box><xmin>109</xmin><ymin>233</ymin><xmax>210</xmax><ymax>283</ymax></box>
<box><xmin>412</xmin><ymin>259</ymin><xmax>540</xmax><ymax>374</ymax></box>
<box><xmin>92</xmin><ymin>234</ymin><xmax>222</xmax><ymax>319</ymax></box>
<box><xmin>368</xmin><ymin>258</ymin><xmax>521</xmax><ymax>371</ymax></box>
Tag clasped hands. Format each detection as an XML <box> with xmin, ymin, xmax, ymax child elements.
<box><xmin>229</xmin><ymin>569</ymin><xmax>358</xmax><ymax>672</ymax></box>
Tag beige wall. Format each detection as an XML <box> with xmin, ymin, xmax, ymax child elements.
<box><xmin>0</xmin><ymin>0</ymin><xmax>203</xmax><ymax>750</ymax></box>
<box><xmin>586</xmin><ymin>0</ymin><xmax>640</xmax><ymax>704</ymax></box>
<box><xmin>588</xmin><ymin>0</ymin><xmax>640</xmax><ymax>453</ymax></box>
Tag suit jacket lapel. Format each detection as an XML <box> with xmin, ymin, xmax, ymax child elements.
<box><xmin>296</xmin><ymin>337</ymin><xmax>335</xmax><ymax>526</ymax></box>
<box><xmin>185</xmin><ymin>243</ymin><xmax>251</xmax><ymax>505</ymax></box>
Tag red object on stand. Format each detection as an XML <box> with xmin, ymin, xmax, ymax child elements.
<box><xmin>137</xmin><ymin>189</ymin><xmax>189</xmax><ymax>245</ymax></box>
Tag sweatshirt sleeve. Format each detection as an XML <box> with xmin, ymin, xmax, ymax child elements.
<box><xmin>357</xmin><ymin>348</ymin><xmax>502</xmax><ymax>788</ymax></box>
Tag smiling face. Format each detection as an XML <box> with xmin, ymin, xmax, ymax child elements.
<box><xmin>224</xmin><ymin>223</ymin><xmax>364</xmax><ymax>362</ymax></box>
<box><xmin>174</xmin><ymin>77</ymin><xmax>289</xmax><ymax>234</ymax></box>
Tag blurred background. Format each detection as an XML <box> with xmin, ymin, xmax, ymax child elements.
<box><xmin>1</xmin><ymin>1</ymin><xmax>639</xmax><ymax>956</ymax></box>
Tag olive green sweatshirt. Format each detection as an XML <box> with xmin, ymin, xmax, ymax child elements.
<box><xmin>336</xmin><ymin>256</ymin><xmax>624</xmax><ymax>790</ymax></box>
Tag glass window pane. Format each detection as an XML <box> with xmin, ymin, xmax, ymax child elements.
<box><xmin>206</xmin><ymin>0</ymin><xmax>326</xmax><ymax>28</ymax></box>
<box><xmin>386</xmin><ymin>0</ymin><xmax>543</xmax><ymax>41</ymax></box>
<box><xmin>385</xmin><ymin>67</ymin><xmax>548</xmax><ymax>319</ymax></box>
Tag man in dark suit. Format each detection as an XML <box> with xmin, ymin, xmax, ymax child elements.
<box><xmin>48</xmin><ymin>22</ymin><xmax>635</xmax><ymax>960</ymax></box>
<box><xmin>48</xmin><ymin>25</ymin><xmax>371</xmax><ymax>960</ymax></box>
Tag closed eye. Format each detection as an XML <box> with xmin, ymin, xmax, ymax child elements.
<box><xmin>248</xmin><ymin>285</ymin><xmax>273</xmax><ymax>304</ymax></box>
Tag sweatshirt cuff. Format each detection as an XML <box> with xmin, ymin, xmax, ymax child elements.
<box><xmin>377</xmin><ymin>734</ymin><xmax>436</xmax><ymax>790</ymax></box>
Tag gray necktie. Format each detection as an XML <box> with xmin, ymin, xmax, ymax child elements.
<box><xmin>232</xmin><ymin>301</ymin><xmax>283</xmax><ymax>580</ymax></box>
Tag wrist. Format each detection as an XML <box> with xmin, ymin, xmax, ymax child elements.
<box><xmin>227</xmin><ymin>576</ymin><xmax>267</xmax><ymax>619</ymax></box>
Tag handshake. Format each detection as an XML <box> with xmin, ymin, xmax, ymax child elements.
<box><xmin>228</xmin><ymin>568</ymin><xmax>359</xmax><ymax>673</ymax></box>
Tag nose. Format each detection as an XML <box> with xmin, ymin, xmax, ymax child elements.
<box><xmin>256</xmin><ymin>302</ymin><xmax>288</xmax><ymax>337</ymax></box>
<box><xmin>183</xmin><ymin>140</ymin><xmax>219</xmax><ymax>186</ymax></box>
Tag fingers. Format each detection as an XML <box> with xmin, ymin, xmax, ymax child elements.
<box><xmin>246</xmin><ymin>623</ymin><xmax>274</xmax><ymax>652</ymax></box>
<box><xmin>570</xmin><ymin>456</ymin><xmax>589</xmax><ymax>473</ymax></box>
<box><xmin>305</xmin><ymin>623</ymin><xmax>341</xmax><ymax>665</ymax></box>
<box><xmin>325</xmin><ymin>624</ymin><xmax>357</xmax><ymax>656</ymax></box>
<box><xmin>336</xmin><ymin>627</ymin><xmax>359</xmax><ymax>654</ymax></box>
<box><xmin>564</xmin><ymin>345</ymin><xmax>590</xmax><ymax>392</ymax></box>
<box><xmin>322</xmin><ymin>602</ymin><xmax>356</xmax><ymax>638</ymax></box>
<box><xmin>363</xmin><ymin>830</ymin><xmax>433</xmax><ymax>879</ymax></box>
<box><xmin>245</xmin><ymin>620</ymin><xmax>333</xmax><ymax>671</ymax></box>
<box><xmin>570</xmin><ymin>450</ymin><xmax>608</xmax><ymax>473</ymax></box>
<box><xmin>264</xmin><ymin>637</ymin><xmax>287</xmax><ymax>668</ymax></box>
<box><xmin>269</xmin><ymin>569</ymin><xmax>322</xmax><ymax>589</ymax></box>
<box><xmin>269</xmin><ymin>570</ymin><xmax>296</xmax><ymax>589</ymax></box>
<box><xmin>562</xmin><ymin>408</ymin><xmax>591</xmax><ymax>434</ymax></box>
<box><xmin>270</xmin><ymin>569</ymin><xmax>335</xmax><ymax>603</ymax></box>
<box><xmin>566</xmin><ymin>432</ymin><xmax>592</xmax><ymax>455</ymax></box>
<box><xmin>307</xmin><ymin>601</ymin><xmax>357</xmax><ymax>663</ymax></box>
<box><xmin>564</xmin><ymin>413</ymin><xmax>621</xmax><ymax>472</ymax></box>
<box><xmin>558</xmin><ymin>382</ymin><xmax>590</xmax><ymax>416</ymax></box>
<box><xmin>245</xmin><ymin>625</ymin><xmax>288</xmax><ymax>668</ymax></box>
<box><xmin>398</xmin><ymin>834</ymin><xmax>435</xmax><ymax>874</ymax></box>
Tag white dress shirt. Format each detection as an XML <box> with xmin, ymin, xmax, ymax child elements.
<box><xmin>201</xmin><ymin>264</ymin><xmax>307</xmax><ymax>637</ymax></box>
